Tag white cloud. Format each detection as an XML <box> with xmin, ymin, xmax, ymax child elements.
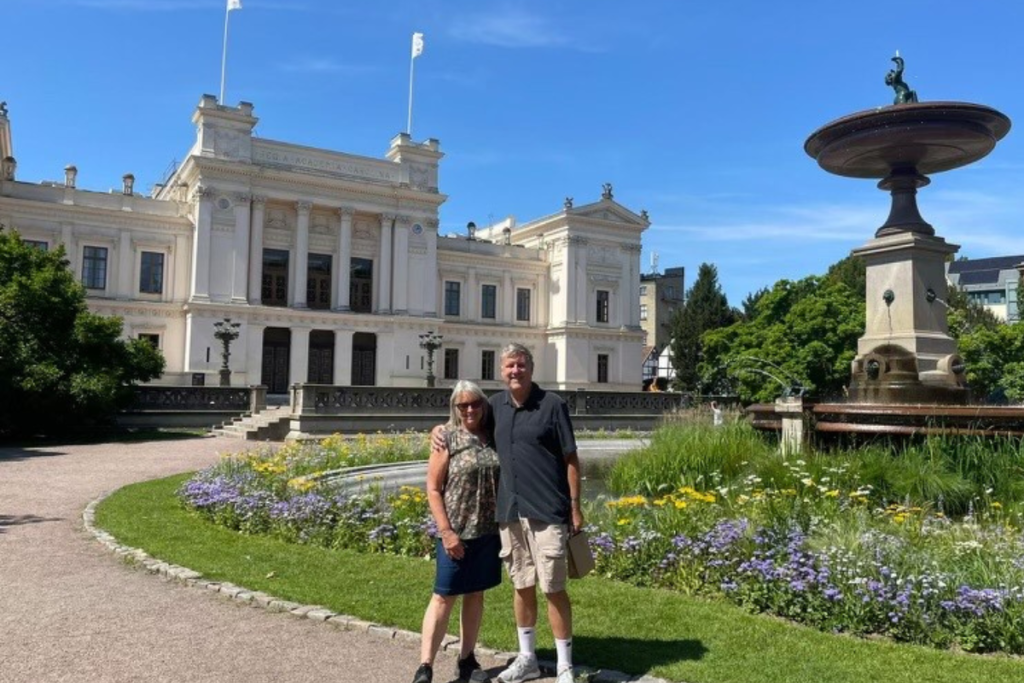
<box><xmin>449</xmin><ymin>6</ymin><xmax>571</xmax><ymax>49</ymax></box>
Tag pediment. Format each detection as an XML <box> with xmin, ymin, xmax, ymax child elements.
<box><xmin>570</xmin><ymin>199</ymin><xmax>647</xmax><ymax>227</ymax></box>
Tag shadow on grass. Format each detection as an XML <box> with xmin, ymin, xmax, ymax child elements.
<box><xmin>0</xmin><ymin>513</ymin><xmax>64</xmax><ymax>533</ymax></box>
<box><xmin>541</xmin><ymin>634</ymin><xmax>708</xmax><ymax>676</ymax></box>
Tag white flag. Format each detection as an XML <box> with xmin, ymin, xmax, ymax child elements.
<box><xmin>411</xmin><ymin>32</ymin><xmax>424</xmax><ymax>58</ymax></box>
<box><xmin>227</xmin><ymin>0</ymin><xmax>241</xmax><ymax>10</ymax></box>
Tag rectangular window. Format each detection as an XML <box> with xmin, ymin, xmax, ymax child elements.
<box><xmin>139</xmin><ymin>251</ymin><xmax>164</xmax><ymax>294</ymax></box>
<box><xmin>481</xmin><ymin>284</ymin><xmax>497</xmax><ymax>319</ymax></box>
<box><xmin>306</xmin><ymin>252</ymin><xmax>332</xmax><ymax>310</ymax></box>
<box><xmin>516</xmin><ymin>288</ymin><xmax>531</xmax><ymax>322</ymax></box>
<box><xmin>262</xmin><ymin>248</ymin><xmax>289</xmax><ymax>306</ymax></box>
<box><xmin>639</xmin><ymin>285</ymin><xmax>647</xmax><ymax>296</ymax></box>
<box><xmin>597</xmin><ymin>353</ymin><xmax>609</xmax><ymax>383</ymax></box>
<box><xmin>596</xmin><ymin>290</ymin><xmax>610</xmax><ymax>323</ymax></box>
<box><xmin>481</xmin><ymin>350</ymin><xmax>495</xmax><ymax>381</ymax></box>
<box><xmin>349</xmin><ymin>257</ymin><xmax>373</xmax><ymax>312</ymax></box>
<box><xmin>640</xmin><ymin>303</ymin><xmax>648</xmax><ymax>321</ymax></box>
<box><xmin>82</xmin><ymin>246</ymin><xmax>108</xmax><ymax>290</ymax></box>
<box><xmin>24</xmin><ymin>239</ymin><xmax>48</xmax><ymax>251</ymax></box>
<box><xmin>444</xmin><ymin>281</ymin><xmax>461</xmax><ymax>316</ymax></box>
<box><xmin>138</xmin><ymin>333</ymin><xmax>160</xmax><ymax>349</ymax></box>
<box><xmin>444</xmin><ymin>348</ymin><xmax>459</xmax><ymax>380</ymax></box>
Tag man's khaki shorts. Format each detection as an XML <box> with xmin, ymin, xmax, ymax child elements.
<box><xmin>498</xmin><ymin>519</ymin><xmax>569</xmax><ymax>594</ymax></box>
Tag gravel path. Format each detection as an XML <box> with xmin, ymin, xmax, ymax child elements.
<box><xmin>0</xmin><ymin>436</ymin><xmax>571</xmax><ymax>683</ymax></box>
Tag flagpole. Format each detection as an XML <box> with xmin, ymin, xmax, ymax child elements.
<box><xmin>219</xmin><ymin>2</ymin><xmax>232</xmax><ymax>103</ymax></box>
<box><xmin>407</xmin><ymin>45</ymin><xmax>415</xmax><ymax>135</ymax></box>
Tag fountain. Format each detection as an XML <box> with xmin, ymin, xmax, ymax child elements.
<box><xmin>754</xmin><ymin>55</ymin><xmax>1024</xmax><ymax>438</ymax></box>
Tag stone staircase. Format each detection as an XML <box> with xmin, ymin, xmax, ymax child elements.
<box><xmin>211</xmin><ymin>405</ymin><xmax>290</xmax><ymax>441</ymax></box>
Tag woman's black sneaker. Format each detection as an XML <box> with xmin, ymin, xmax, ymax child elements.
<box><xmin>413</xmin><ymin>663</ymin><xmax>433</xmax><ymax>683</ymax></box>
<box><xmin>456</xmin><ymin>653</ymin><xmax>490</xmax><ymax>683</ymax></box>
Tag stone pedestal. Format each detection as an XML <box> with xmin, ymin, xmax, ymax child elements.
<box><xmin>849</xmin><ymin>231</ymin><xmax>968</xmax><ymax>403</ymax></box>
<box><xmin>776</xmin><ymin>396</ymin><xmax>808</xmax><ymax>455</ymax></box>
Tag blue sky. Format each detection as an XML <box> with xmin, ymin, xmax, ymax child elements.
<box><xmin>5</xmin><ymin>0</ymin><xmax>1024</xmax><ymax>305</ymax></box>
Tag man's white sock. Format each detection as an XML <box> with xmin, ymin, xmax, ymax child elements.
<box><xmin>555</xmin><ymin>637</ymin><xmax>573</xmax><ymax>671</ymax></box>
<box><xmin>517</xmin><ymin>627</ymin><xmax>536</xmax><ymax>657</ymax></box>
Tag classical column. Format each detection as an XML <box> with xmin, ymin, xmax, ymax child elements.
<box><xmin>293</xmin><ymin>201</ymin><xmax>311</xmax><ymax>308</ymax></box>
<box><xmin>334</xmin><ymin>207</ymin><xmax>353</xmax><ymax>311</ymax></box>
<box><xmin>629</xmin><ymin>244</ymin><xmax>642</xmax><ymax>328</ymax></box>
<box><xmin>465</xmin><ymin>339</ymin><xmax>479</xmax><ymax>380</ymax></box>
<box><xmin>619</xmin><ymin>245</ymin><xmax>632</xmax><ymax>329</ymax></box>
<box><xmin>503</xmin><ymin>270</ymin><xmax>514</xmax><ymax>323</ymax></box>
<box><xmin>174</xmin><ymin>234</ymin><xmax>190</xmax><ymax>301</ymax></box>
<box><xmin>247</xmin><ymin>195</ymin><xmax>266</xmax><ymax>304</ymax></box>
<box><xmin>562</xmin><ymin>237</ymin><xmax>576</xmax><ymax>324</ymax></box>
<box><xmin>466</xmin><ymin>267</ymin><xmax>477</xmax><ymax>321</ymax></box>
<box><xmin>117</xmin><ymin>230</ymin><xmax>132</xmax><ymax>299</ymax></box>
<box><xmin>574</xmin><ymin>237</ymin><xmax>589</xmax><ymax>324</ymax></box>
<box><xmin>393</xmin><ymin>217</ymin><xmax>410</xmax><ymax>314</ymax></box>
<box><xmin>538</xmin><ymin>274</ymin><xmax>549</xmax><ymax>328</ymax></box>
<box><xmin>246</xmin><ymin>323</ymin><xmax>265</xmax><ymax>386</ymax></box>
<box><xmin>425</xmin><ymin>219</ymin><xmax>438</xmax><ymax>316</ymax></box>
<box><xmin>232</xmin><ymin>193</ymin><xmax>252</xmax><ymax>303</ymax></box>
<box><xmin>378</xmin><ymin>213</ymin><xmax>394</xmax><ymax>314</ymax></box>
<box><xmin>289</xmin><ymin>326</ymin><xmax>311</xmax><ymax>386</ymax></box>
<box><xmin>190</xmin><ymin>186</ymin><xmax>213</xmax><ymax>301</ymax></box>
<box><xmin>333</xmin><ymin>329</ymin><xmax>353</xmax><ymax>385</ymax></box>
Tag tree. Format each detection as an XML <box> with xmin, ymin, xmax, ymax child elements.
<box><xmin>0</xmin><ymin>228</ymin><xmax>165</xmax><ymax>438</ymax></box>
<box><xmin>669</xmin><ymin>263</ymin><xmax>734</xmax><ymax>392</ymax></box>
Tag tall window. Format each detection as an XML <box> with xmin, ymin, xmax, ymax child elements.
<box><xmin>596</xmin><ymin>290</ymin><xmax>610</xmax><ymax>323</ymax></box>
<box><xmin>261</xmin><ymin>248</ymin><xmax>289</xmax><ymax>306</ymax></box>
<box><xmin>640</xmin><ymin>303</ymin><xmax>648</xmax><ymax>321</ymax></box>
<box><xmin>307</xmin><ymin>253</ymin><xmax>332</xmax><ymax>310</ymax></box>
<box><xmin>639</xmin><ymin>285</ymin><xmax>647</xmax><ymax>296</ymax></box>
<box><xmin>139</xmin><ymin>251</ymin><xmax>164</xmax><ymax>294</ymax></box>
<box><xmin>444</xmin><ymin>348</ymin><xmax>459</xmax><ymax>380</ymax></box>
<box><xmin>82</xmin><ymin>246</ymin><xmax>108</xmax><ymax>290</ymax></box>
<box><xmin>597</xmin><ymin>353</ymin><xmax>609</xmax><ymax>383</ymax></box>
<box><xmin>444</xmin><ymin>281</ymin><xmax>461</xmax><ymax>316</ymax></box>
<box><xmin>481</xmin><ymin>284</ymin><xmax>497</xmax><ymax>319</ymax></box>
<box><xmin>516</xmin><ymin>288</ymin><xmax>531</xmax><ymax>322</ymax></box>
<box><xmin>481</xmin><ymin>350</ymin><xmax>495</xmax><ymax>381</ymax></box>
<box><xmin>349</xmin><ymin>257</ymin><xmax>373</xmax><ymax>312</ymax></box>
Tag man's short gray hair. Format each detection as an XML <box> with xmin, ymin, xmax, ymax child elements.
<box><xmin>500</xmin><ymin>342</ymin><xmax>533</xmax><ymax>369</ymax></box>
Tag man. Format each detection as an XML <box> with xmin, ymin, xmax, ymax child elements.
<box><xmin>433</xmin><ymin>342</ymin><xmax>583</xmax><ymax>683</ymax></box>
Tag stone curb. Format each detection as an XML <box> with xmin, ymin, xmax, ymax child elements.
<box><xmin>83</xmin><ymin>494</ymin><xmax>670</xmax><ymax>683</ymax></box>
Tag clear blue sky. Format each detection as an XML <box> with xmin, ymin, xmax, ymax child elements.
<box><xmin>5</xmin><ymin>0</ymin><xmax>1024</xmax><ymax>305</ymax></box>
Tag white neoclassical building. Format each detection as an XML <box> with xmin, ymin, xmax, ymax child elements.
<box><xmin>0</xmin><ymin>96</ymin><xmax>648</xmax><ymax>393</ymax></box>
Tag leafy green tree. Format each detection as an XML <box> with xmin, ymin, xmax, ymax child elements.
<box><xmin>824</xmin><ymin>254</ymin><xmax>866</xmax><ymax>300</ymax></box>
<box><xmin>0</xmin><ymin>228</ymin><xmax>165</xmax><ymax>438</ymax></box>
<box><xmin>669</xmin><ymin>263</ymin><xmax>734</xmax><ymax>392</ymax></box>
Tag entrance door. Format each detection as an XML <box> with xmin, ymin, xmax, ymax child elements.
<box><xmin>308</xmin><ymin>330</ymin><xmax>335</xmax><ymax>384</ymax></box>
<box><xmin>261</xmin><ymin>327</ymin><xmax>291</xmax><ymax>394</ymax></box>
<box><xmin>352</xmin><ymin>332</ymin><xmax>376</xmax><ymax>386</ymax></box>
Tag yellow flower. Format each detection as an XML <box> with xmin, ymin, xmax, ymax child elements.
<box><xmin>653</xmin><ymin>498</ymin><xmax>668</xmax><ymax>507</ymax></box>
<box><xmin>617</xmin><ymin>518</ymin><xmax>631</xmax><ymax>526</ymax></box>
<box><xmin>736</xmin><ymin>495</ymin><xmax>750</xmax><ymax>504</ymax></box>
<box><xmin>991</xmin><ymin>502</ymin><xmax>1003</xmax><ymax>509</ymax></box>
<box><xmin>781</xmin><ymin>489</ymin><xmax>797</xmax><ymax>497</ymax></box>
<box><xmin>674</xmin><ymin>500</ymin><xmax>687</xmax><ymax>509</ymax></box>
<box><xmin>824</xmin><ymin>490</ymin><xmax>840</xmax><ymax>498</ymax></box>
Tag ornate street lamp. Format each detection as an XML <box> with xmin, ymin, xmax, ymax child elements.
<box><xmin>213</xmin><ymin>318</ymin><xmax>242</xmax><ymax>387</ymax></box>
<box><xmin>418</xmin><ymin>330</ymin><xmax>443</xmax><ymax>388</ymax></box>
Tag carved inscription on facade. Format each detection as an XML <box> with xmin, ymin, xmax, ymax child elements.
<box><xmin>253</xmin><ymin>147</ymin><xmax>400</xmax><ymax>183</ymax></box>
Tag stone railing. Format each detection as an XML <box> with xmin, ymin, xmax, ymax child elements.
<box><xmin>291</xmin><ymin>385</ymin><xmax>685</xmax><ymax>416</ymax></box>
<box><xmin>130</xmin><ymin>385</ymin><xmax>265</xmax><ymax>413</ymax></box>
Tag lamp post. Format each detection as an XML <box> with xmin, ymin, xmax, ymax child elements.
<box><xmin>418</xmin><ymin>330</ymin><xmax>443</xmax><ymax>388</ymax></box>
<box><xmin>213</xmin><ymin>318</ymin><xmax>242</xmax><ymax>387</ymax></box>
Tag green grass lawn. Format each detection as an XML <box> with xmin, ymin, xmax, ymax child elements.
<box><xmin>96</xmin><ymin>474</ymin><xmax>1024</xmax><ymax>683</ymax></box>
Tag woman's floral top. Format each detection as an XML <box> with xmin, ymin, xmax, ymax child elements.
<box><xmin>442</xmin><ymin>428</ymin><xmax>500</xmax><ymax>539</ymax></box>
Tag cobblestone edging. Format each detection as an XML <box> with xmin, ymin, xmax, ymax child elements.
<box><xmin>83</xmin><ymin>494</ymin><xmax>669</xmax><ymax>683</ymax></box>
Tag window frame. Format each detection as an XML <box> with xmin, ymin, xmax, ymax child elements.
<box><xmin>82</xmin><ymin>245</ymin><xmax>109</xmax><ymax>290</ymax></box>
<box><xmin>481</xmin><ymin>349</ymin><xmax>496</xmax><ymax>381</ymax></box>
<box><xmin>515</xmin><ymin>287</ymin><xmax>531</xmax><ymax>322</ymax></box>
<box><xmin>139</xmin><ymin>250</ymin><xmax>165</xmax><ymax>295</ymax></box>
<box><xmin>597</xmin><ymin>353</ymin><xmax>610</xmax><ymax>384</ymax></box>
<box><xmin>596</xmin><ymin>289</ymin><xmax>610</xmax><ymax>323</ymax></box>
<box><xmin>443</xmin><ymin>347</ymin><xmax>460</xmax><ymax>380</ymax></box>
<box><xmin>480</xmin><ymin>283</ymin><xmax>497</xmax><ymax>320</ymax></box>
<box><xmin>444</xmin><ymin>280</ymin><xmax>462</xmax><ymax>317</ymax></box>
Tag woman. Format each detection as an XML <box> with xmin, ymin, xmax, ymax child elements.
<box><xmin>413</xmin><ymin>380</ymin><xmax>500</xmax><ymax>683</ymax></box>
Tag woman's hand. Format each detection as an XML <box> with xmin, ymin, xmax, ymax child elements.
<box><xmin>440</xmin><ymin>529</ymin><xmax>465</xmax><ymax>560</ymax></box>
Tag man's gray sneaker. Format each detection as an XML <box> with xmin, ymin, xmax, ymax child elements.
<box><xmin>496</xmin><ymin>654</ymin><xmax>540</xmax><ymax>683</ymax></box>
<box><xmin>555</xmin><ymin>666</ymin><xmax>575</xmax><ymax>683</ymax></box>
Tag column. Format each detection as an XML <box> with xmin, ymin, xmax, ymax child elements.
<box><xmin>60</xmin><ymin>223</ymin><xmax>77</xmax><ymax>279</ymax></box>
<box><xmin>619</xmin><ymin>245</ymin><xmax>631</xmax><ymax>329</ymax></box>
<box><xmin>333</xmin><ymin>329</ymin><xmax>353</xmax><ymax>385</ymax></box>
<box><xmin>289</xmin><ymin>326</ymin><xmax>311</xmax><ymax>386</ymax></box>
<box><xmin>190</xmin><ymin>186</ymin><xmax>213</xmax><ymax>301</ymax></box>
<box><xmin>563</xmin><ymin>238</ymin><xmax>577</xmax><ymax>324</ymax></box>
<box><xmin>378</xmin><ymin>213</ymin><xmax>394</xmax><ymax>313</ymax></box>
<box><xmin>232</xmin><ymin>193</ymin><xmax>251</xmax><ymax>303</ymax></box>
<box><xmin>466</xmin><ymin>267</ymin><xmax>478</xmax><ymax>321</ymax></box>
<box><xmin>425</xmin><ymin>220</ymin><xmax>438</xmax><ymax>316</ymax></box>
<box><xmin>574</xmin><ymin>237</ymin><xmax>589</xmax><ymax>324</ymax></box>
<box><xmin>334</xmin><ymin>207</ymin><xmax>353</xmax><ymax>311</ymax></box>
<box><xmin>538</xmin><ymin>274</ymin><xmax>549</xmax><ymax>328</ymax></box>
<box><xmin>247</xmin><ymin>196</ymin><xmax>266</xmax><ymax>304</ymax></box>
<box><xmin>246</xmin><ymin>323</ymin><xmax>265</xmax><ymax>386</ymax></box>
<box><xmin>629</xmin><ymin>245</ymin><xmax>642</xmax><ymax>328</ymax></box>
<box><xmin>503</xmin><ymin>270</ymin><xmax>514</xmax><ymax>323</ymax></box>
<box><xmin>465</xmin><ymin>339</ymin><xmax>479</xmax><ymax>380</ymax></box>
<box><xmin>174</xmin><ymin>234</ymin><xmax>190</xmax><ymax>301</ymax></box>
<box><xmin>117</xmin><ymin>230</ymin><xmax>132</xmax><ymax>299</ymax></box>
<box><xmin>393</xmin><ymin>217</ymin><xmax>410</xmax><ymax>314</ymax></box>
<box><xmin>292</xmin><ymin>201</ymin><xmax>311</xmax><ymax>308</ymax></box>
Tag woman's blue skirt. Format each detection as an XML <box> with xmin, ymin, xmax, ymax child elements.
<box><xmin>433</xmin><ymin>532</ymin><xmax>501</xmax><ymax>596</ymax></box>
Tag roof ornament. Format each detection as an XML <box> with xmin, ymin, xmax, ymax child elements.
<box><xmin>601</xmin><ymin>182</ymin><xmax>613</xmax><ymax>200</ymax></box>
<box><xmin>564</xmin><ymin>196</ymin><xmax>573</xmax><ymax>210</ymax></box>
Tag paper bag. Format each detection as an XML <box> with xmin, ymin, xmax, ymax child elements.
<box><xmin>567</xmin><ymin>530</ymin><xmax>595</xmax><ymax>579</ymax></box>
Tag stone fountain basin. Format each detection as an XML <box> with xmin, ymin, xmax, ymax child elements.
<box><xmin>805</xmin><ymin>102</ymin><xmax>1011</xmax><ymax>178</ymax></box>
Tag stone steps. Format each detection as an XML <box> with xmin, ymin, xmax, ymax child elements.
<box><xmin>211</xmin><ymin>406</ymin><xmax>290</xmax><ymax>440</ymax></box>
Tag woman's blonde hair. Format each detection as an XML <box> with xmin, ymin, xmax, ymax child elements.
<box><xmin>446</xmin><ymin>379</ymin><xmax>488</xmax><ymax>430</ymax></box>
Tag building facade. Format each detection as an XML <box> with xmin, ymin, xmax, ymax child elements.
<box><xmin>947</xmin><ymin>255</ymin><xmax>1024</xmax><ymax>322</ymax></box>
<box><xmin>0</xmin><ymin>97</ymin><xmax>648</xmax><ymax>392</ymax></box>
<box><xmin>639</xmin><ymin>266</ymin><xmax>684</xmax><ymax>387</ymax></box>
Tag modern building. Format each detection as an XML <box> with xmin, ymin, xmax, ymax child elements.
<box><xmin>947</xmin><ymin>255</ymin><xmax>1024</xmax><ymax>322</ymax></box>
<box><xmin>0</xmin><ymin>96</ymin><xmax>649</xmax><ymax>393</ymax></box>
<box><xmin>639</xmin><ymin>266</ymin><xmax>684</xmax><ymax>387</ymax></box>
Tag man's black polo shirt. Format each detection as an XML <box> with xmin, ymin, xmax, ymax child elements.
<box><xmin>490</xmin><ymin>383</ymin><xmax>577</xmax><ymax>525</ymax></box>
